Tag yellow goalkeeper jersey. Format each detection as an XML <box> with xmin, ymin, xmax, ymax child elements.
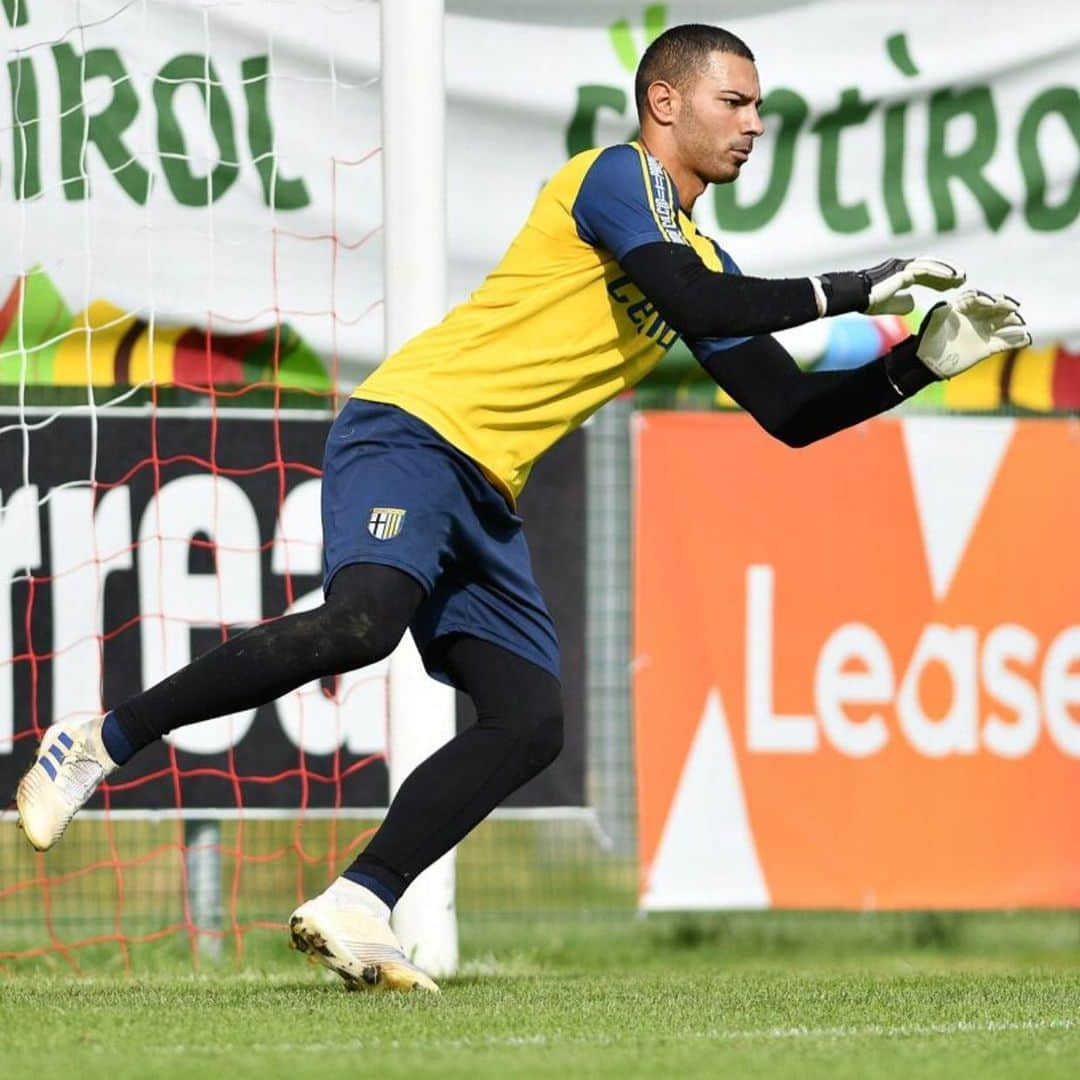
<box><xmin>352</xmin><ymin>141</ymin><xmax>742</xmax><ymax>504</ymax></box>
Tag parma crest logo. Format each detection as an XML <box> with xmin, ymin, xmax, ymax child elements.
<box><xmin>367</xmin><ymin>506</ymin><xmax>406</xmax><ymax>541</ymax></box>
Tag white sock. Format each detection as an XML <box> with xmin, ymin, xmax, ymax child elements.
<box><xmin>323</xmin><ymin>876</ymin><xmax>391</xmax><ymax>921</ymax></box>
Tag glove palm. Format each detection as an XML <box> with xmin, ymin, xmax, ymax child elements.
<box><xmin>915</xmin><ymin>290</ymin><xmax>1032</xmax><ymax>379</ymax></box>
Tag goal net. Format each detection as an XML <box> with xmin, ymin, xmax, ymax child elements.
<box><xmin>1</xmin><ymin>0</ymin><xmax>408</xmax><ymax>970</ymax></box>
<box><xmin>1</xmin><ymin>0</ymin><xmax>635</xmax><ymax>975</ymax></box>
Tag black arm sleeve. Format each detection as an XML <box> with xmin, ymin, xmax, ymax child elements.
<box><xmin>620</xmin><ymin>242</ymin><xmax>853</xmax><ymax>339</ymax></box>
<box><xmin>699</xmin><ymin>333</ymin><xmax>937</xmax><ymax>448</ymax></box>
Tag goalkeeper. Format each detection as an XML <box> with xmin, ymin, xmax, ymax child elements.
<box><xmin>15</xmin><ymin>23</ymin><xmax>1029</xmax><ymax>992</ymax></box>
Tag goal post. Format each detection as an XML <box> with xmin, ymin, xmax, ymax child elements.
<box><xmin>380</xmin><ymin>0</ymin><xmax>458</xmax><ymax>977</ymax></box>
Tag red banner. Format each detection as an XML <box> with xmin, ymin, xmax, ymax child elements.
<box><xmin>634</xmin><ymin>412</ymin><xmax>1080</xmax><ymax>910</ymax></box>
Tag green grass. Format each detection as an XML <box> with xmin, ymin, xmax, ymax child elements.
<box><xmin>2</xmin><ymin>911</ymin><xmax>1079</xmax><ymax>1078</ymax></box>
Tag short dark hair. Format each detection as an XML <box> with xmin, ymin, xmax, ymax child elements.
<box><xmin>635</xmin><ymin>24</ymin><xmax>755</xmax><ymax>117</ymax></box>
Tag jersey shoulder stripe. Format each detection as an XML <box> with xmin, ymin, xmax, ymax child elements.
<box><xmin>636</xmin><ymin>145</ymin><xmax>687</xmax><ymax>246</ymax></box>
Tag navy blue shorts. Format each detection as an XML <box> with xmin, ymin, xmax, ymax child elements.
<box><xmin>321</xmin><ymin>399</ymin><xmax>560</xmax><ymax>687</ymax></box>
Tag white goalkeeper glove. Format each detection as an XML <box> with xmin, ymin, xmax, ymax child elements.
<box><xmin>862</xmin><ymin>256</ymin><xmax>966</xmax><ymax>315</ymax></box>
<box><xmin>815</xmin><ymin>256</ymin><xmax>965</xmax><ymax>317</ymax></box>
<box><xmin>914</xmin><ymin>290</ymin><xmax>1032</xmax><ymax>380</ymax></box>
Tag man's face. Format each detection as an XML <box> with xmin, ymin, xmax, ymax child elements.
<box><xmin>674</xmin><ymin>53</ymin><xmax>764</xmax><ymax>185</ymax></box>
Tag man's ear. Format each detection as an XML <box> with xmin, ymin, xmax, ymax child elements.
<box><xmin>645</xmin><ymin>80</ymin><xmax>679</xmax><ymax>126</ymax></box>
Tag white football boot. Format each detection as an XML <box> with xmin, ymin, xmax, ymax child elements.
<box><xmin>16</xmin><ymin>717</ymin><xmax>117</xmax><ymax>851</ymax></box>
<box><xmin>289</xmin><ymin>884</ymin><xmax>439</xmax><ymax>993</ymax></box>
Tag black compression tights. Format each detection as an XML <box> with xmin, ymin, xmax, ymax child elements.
<box><xmin>111</xmin><ymin>564</ymin><xmax>424</xmax><ymax>746</ymax></box>
<box><xmin>348</xmin><ymin>636</ymin><xmax>563</xmax><ymax>901</ymax></box>
<box><xmin>111</xmin><ymin>563</ymin><xmax>564</xmax><ymax>903</ymax></box>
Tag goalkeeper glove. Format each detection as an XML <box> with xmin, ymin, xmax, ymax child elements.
<box><xmin>913</xmin><ymin>290</ymin><xmax>1032</xmax><ymax>380</ymax></box>
<box><xmin>814</xmin><ymin>256</ymin><xmax>966</xmax><ymax>317</ymax></box>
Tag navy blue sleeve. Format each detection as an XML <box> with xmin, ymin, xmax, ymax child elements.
<box><xmin>685</xmin><ymin>240</ymin><xmax>751</xmax><ymax>360</ymax></box>
<box><xmin>571</xmin><ymin>144</ymin><xmax>688</xmax><ymax>260</ymax></box>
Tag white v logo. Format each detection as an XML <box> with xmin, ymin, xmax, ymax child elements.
<box><xmin>902</xmin><ymin>417</ymin><xmax>1015</xmax><ymax>602</ymax></box>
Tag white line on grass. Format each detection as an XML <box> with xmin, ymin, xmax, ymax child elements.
<box><xmin>126</xmin><ymin>1017</ymin><xmax>1077</xmax><ymax>1056</ymax></box>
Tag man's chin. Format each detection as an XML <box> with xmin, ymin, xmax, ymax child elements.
<box><xmin>708</xmin><ymin>163</ymin><xmax>742</xmax><ymax>185</ymax></box>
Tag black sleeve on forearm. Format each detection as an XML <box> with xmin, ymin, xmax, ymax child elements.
<box><xmin>620</xmin><ymin>242</ymin><xmax>829</xmax><ymax>339</ymax></box>
<box><xmin>698</xmin><ymin>333</ymin><xmax>937</xmax><ymax>448</ymax></box>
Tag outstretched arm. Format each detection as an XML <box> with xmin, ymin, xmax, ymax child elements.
<box><xmin>620</xmin><ymin>242</ymin><xmax>964</xmax><ymax>340</ymax></box>
<box><xmin>699</xmin><ymin>291</ymin><xmax>1030</xmax><ymax>448</ymax></box>
<box><xmin>569</xmin><ymin>144</ymin><xmax>963</xmax><ymax>341</ymax></box>
<box><xmin>699</xmin><ymin>334</ymin><xmax>932</xmax><ymax>447</ymax></box>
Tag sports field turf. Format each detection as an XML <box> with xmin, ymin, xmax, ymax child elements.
<box><xmin>2</xmin><ymin>911</ymin><xmax>1078</xmax><ymax>1078</ymax></box>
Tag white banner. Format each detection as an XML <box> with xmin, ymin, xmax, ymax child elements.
<box><xmin>3</xmin><ymin>1</ymin><xmax>1077</xmax><ymax>386</ymax></box>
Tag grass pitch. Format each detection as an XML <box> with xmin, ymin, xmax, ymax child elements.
<box><xmin>2</xmin><ymin>911</ymin><xmax>1078</xmax><ymax>1078</ymax></box>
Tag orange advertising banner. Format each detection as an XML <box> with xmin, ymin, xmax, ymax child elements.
<box><xmin>634</xmin><ymin>412</ymin><xmax>1080</xmax><ymax>910</ymax></box>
